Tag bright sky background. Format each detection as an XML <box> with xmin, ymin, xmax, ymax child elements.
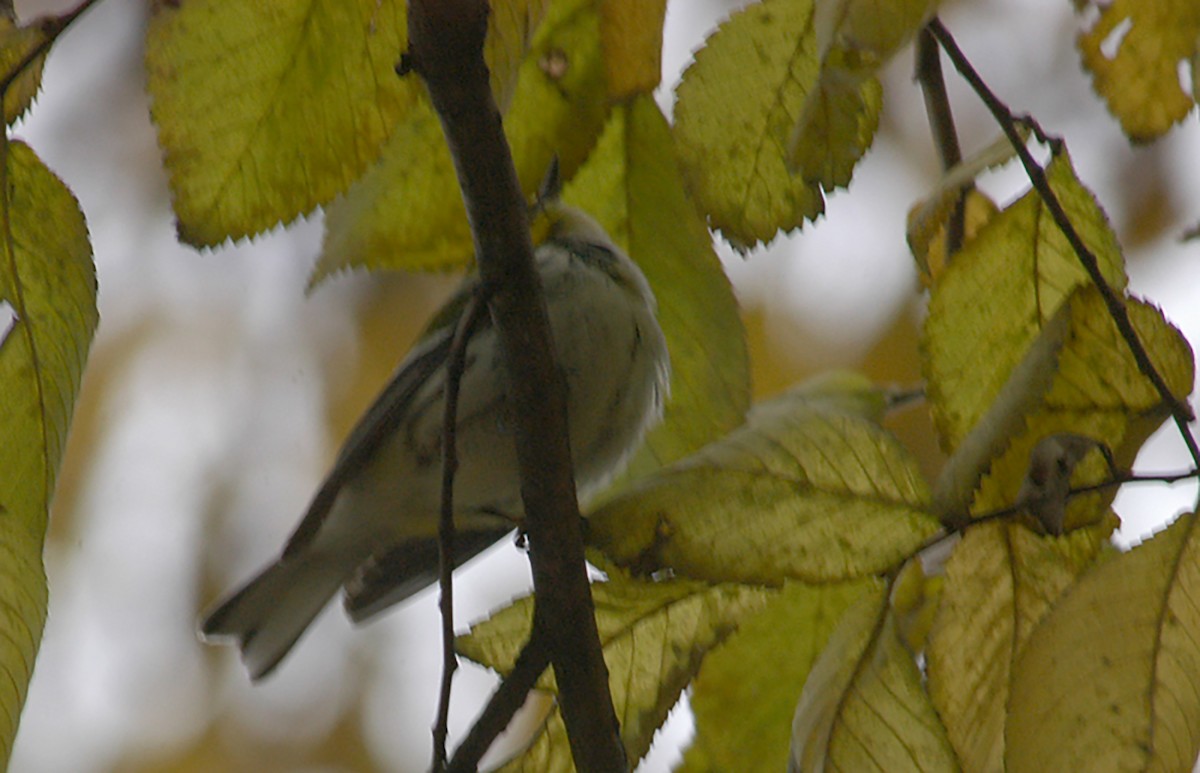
<box><xmin>8</xmin><ymin>0</ymin><xmax>1200</xmax><ymax>770</ymax></box>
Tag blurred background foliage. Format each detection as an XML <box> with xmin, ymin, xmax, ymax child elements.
<box><xmin>8</xmin><ymin>0</ymin><xmax>1200</xmax><ymax>770</ymax></box>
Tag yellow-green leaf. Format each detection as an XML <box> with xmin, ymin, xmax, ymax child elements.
<box><xmin>0</xmin><ymin>14</ymin><xmax>47</xmax><ymax>126</ymax></box>
<box><xmin>787</xmin><ymin>62</ymin><xmax>881</xmax><ymax>190</ymax></box>
<box><xmin>673</xmin><ymin>0</ymin><xmax>825</xmax><ymax>250</ymax></box>
<box><xmin>681</xmin><ymin>580</ymin><xmax>873</xmax><ymax>773</ymax></box>
<box><xmin>562</xmin><ymin>95</ymin><xmax>749</xmax><ymax>478</ymax></box>
<box><xmin>788</xmin><ymin>0</ymin><xmax>939</xmax><ymax>193</ymax></box>
<box><xmin>926</xmin><ymin>518</ymin><xmax>1114</xmax><ymax>772</ymax></box>
<box><xmin>923</xmin><ymin>150</ymin><xmax>1127</xmax><ymax>452</ymax></box>
<box><xmin>0</xmin><ymin>139</ymin><xmax>97</xmax><ymax>766</ymax></box>
<box><xmin>971</xmin><ymin>289</ymin><xmax>1194</xmax><ymax>526</ymax></box>
<box><xmin>812</xmin><ymin>0</ymin><xmax>938</xmax><ymax>65</ymax></box>
<box><xmin>1076</xmin><ymin>0</ymin><xmax>1200</xmax><ymax>142</ymax></box>
<box><xmin>145</xmin><ymin>0</ymin><xmax>414</xmax><ymax>245</ymax></box>
<box><xmin>315</xmin><ymin>0</ymin><xmax>607</xmax><ymax>280</ymax></box>
<box><xmin>1007</xmin><ymin>511</ymin><xmax>1200</xmax><ymax>771</ymax></box>
<box><xmin>588</xmin><ymin>375</ymin><xmax>939</xmax><ymax>584</ymax></box>
<box><xmin>458</xmin><ymin>573</ymin><xmax>771</xmax><ymax>769</ymax></box>
<box><xmin>599</xmin><ymin>0</ymin><xmax>666</xmax><ymax>99</ymax></box>
<box><xmin>790</xmin><ymin>584</ymin><xmax>957</xmax><ymax>772</ymax></box>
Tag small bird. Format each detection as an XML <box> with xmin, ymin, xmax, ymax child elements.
<box><xmin>200</xmin><ymin>203</ymin><xmax>670</xmax><ymax>679</ymax></box>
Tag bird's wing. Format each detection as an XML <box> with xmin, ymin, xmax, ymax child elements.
<box><xmin>282</xmin><ymin>279</ymin><xmax>490</xmax><ymax>558</ymax></box>
<box><xmin>342</xmin><ymin>525</ymin><xmax>514</xmax><ymax>622</ymax></box>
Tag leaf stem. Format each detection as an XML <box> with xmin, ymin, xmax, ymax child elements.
<box><xmin>926</xmin><ymin>17</ymin><xmax>1200</xmax><ymax>470</ymax></box>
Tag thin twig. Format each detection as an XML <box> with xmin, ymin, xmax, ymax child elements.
<box><xmin>447</xmin><ymin>630</ymin><xmax>552</xmax><ymax>772</ymax></box>
<box><xmin>907</xmin><ymin>465</ymin><xmax>1200</xmax><ymax>562</ymax></box>
<box><xmin>915</xmin><ymin>25</ymin><xmax>969</xmax><ymax>257</ymax></box>
<box><xmin>927</xmin><ymin>18</ymin><xmax>1200</xmax><ymax>470</ymax></box>
<box><xmin>431</xmin><ymin>291</ymin><xmax>490</xmax><ymax>772</ymax></box>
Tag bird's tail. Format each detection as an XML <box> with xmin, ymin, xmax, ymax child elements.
<box><xmin>200</xmin><ymin>553</ymin><xmax>350</xmax><ymax>680</ymax></box>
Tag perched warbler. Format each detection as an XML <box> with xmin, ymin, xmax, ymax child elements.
<box><xmin>201</xmin><ymin>203</ymin><xmax>670</xmax><ymax>679</ymax></box>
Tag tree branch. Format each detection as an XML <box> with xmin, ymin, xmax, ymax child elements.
<box><xmin>927</xmin><ymin>17</ymin><xmax>1200</xmax><ymax>469</ymax></box>
<box><xmin>915</xmin><ymin>25</ymin><xmax>968</xmax><ymax>257</ymax></box>
<box><xmin>447</xmin><ymin>631</ymin><xmax>552</xmax><ymax>772</ymax></box>
<box><xmin>405</xmin><ymin>2</ymin><xmax>625</xmax><ymax>769</ymax></box>
<box><xmin>432</xmin><ymin>291</ymin><xmax>489</xmax><ymax>771</ymax></box>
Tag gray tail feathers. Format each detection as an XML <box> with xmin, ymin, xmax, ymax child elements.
<box><xmin>344</xmin><ymin>528</ymin><xmax>513</xmax><ymax>623</ymax></box>
<box><xmin>200</xmin><ymin>555</ymin><xmax>349</xmax><ymax>680</ymax></box>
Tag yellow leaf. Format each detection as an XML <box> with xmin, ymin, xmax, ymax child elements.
<box><xmin>589</xmin><ymin>374</ymin><xmax>939</xmax><ymax>584</ymax></box>
<box><xmin>1007</xmin><ymin>511</ymin><xmax>1200</xmax><ymax>771</ymax></box>
<box><xmin>790</xmin><ymin>585</ymin><xmax>957</xmax><ymax>772</ymax></box>
<box><xmin>485</xmin><ymin>0</ymin><xmax>552</xmax><ymax>112</ymax></box>
<box><xmin>681</xmin><ymin>580</ymin><xmax>873</xmax><ymax>772</ymax></box>
<box><xmin>0</xmin><ymin>139</ymin><xmax>97</xmax><ymax>766</ymax></box>
<box><xmin>787</xmin><ymin>61</ymin><xmax>881</xmax><ymax>189</ymax></box>
<box><xmin>561</xmin><ymin>95</ymin><xmax>750</xmax><ymax>477</ymax></box>
<box><xmin>315</xmin><ymin>0</ymin><xmax>608</xmax><ymax>280</ymax></box>
<box><xmin>926</xmin><ymin>519</ymin><xmax>1114</xmax><ymax>772</ymax></box>
<box><xmin>599</xmin><ymin>0</ymin><xmax>666</xmax><ymax>100</ymax></box>
<box><xmin>1077</xmin><ymin>0</ymin><xmax>1200</xmax><ymax>142</ymax></box>
<box><xmin>813</xmin><ymin>0</ymin><xmax>939</xmax><ymax>65</ymax></box>
<box><xmin>970</xmin><ymin>289</ymin><xmax>1194</xmax><ymax>529</ymax></box>
<box><xmin>458</xmin><ymin>572</ymin><xmax>771</xmax><ymax>769</ymax></box>
<box><xmin>673</xmin><ymin>0</ymin><xmax>825</xmax><ymax>250</ymax></box>
<box><xmin>906</xmin><ymin>129</ymin><xmax>1023</xmax><ymax>281</ymax></box>
<box><xmin>788</xmin><ymin>0</ymin><xmax>938</xmax><ymax>188</ymax></box>
<box><xmin>923</xmin><ymin>150</ymin><xmax>1127</xmax><ymax>452</ymax></box>
<box><xmin>0</xmin><ymin>13</ymin><xmax>47</xmax><ymax>126</ymax></box>
<box><xmin>909</xmin><ymin>189</ymin><xmax>998</xmax><ymax>286</ymax></box>
<box><xmin>144</xmin><ymin>0</ymin><xmax>414</xmax><ymax>245</ymax></box>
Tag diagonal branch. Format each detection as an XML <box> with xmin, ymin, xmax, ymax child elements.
<box><xmin>447</xmin><ymin>631</ymin><xmax>552</xmax><ymax>772</ymax></box>
<box><xmin>404</xmin><ymin>1</ymin><xmax>625</xmax><ymax>770</ymax></box>
<box><xmin>926</xmin><ymin>17</ymin><xmax>1200</xmax><ymax>470</ymax></box>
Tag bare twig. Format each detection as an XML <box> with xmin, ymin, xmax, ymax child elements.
<box><xmin>908</xmin><ymin>465</ymin><xmax>1200</xmax><ymax>562</ymax></box>
<box><xmin>927</xmin><ymin>18</ymin><xmax>1200</xmax><ymax>470</ymax></box>
<box><xmin>405</xmin><ymin>1</ymin><xmax>625</xmax><ymax>769</ymax></box>
<box><xmin>447</xmin><ymin>631</ymin><xmax>552</xmax><ymax>772</ymax></box>
<box><xmin>431</xmin><ymin>291</ymin><xmax>489</xmax><ymax>772</ymax></box>
<box><xmin>915</xmin><ymin>25</ymin><xmax>968</xmax><ymax>257</ymax></box>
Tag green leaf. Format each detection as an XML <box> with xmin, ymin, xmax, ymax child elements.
<box><xmin>1007</xmin><ymin>511</ymin><xmax>1200</xmax><ymax>771</ymax></box>
<box><xmin>1076</xmin><ymin>0</ymin><xmax>1200</xmax><ymax>142</ymax></box>
<box><xmin>926</xmin><ymin>519</ymin><xmax>1114</xmax><ymax>772</ymax></box>
<box><xmin>681</xmin><ymin>580</ymin><xmax>873</xmax><ymax>772</ymax></box>
<box><xmin>458</xmin><ymin>572</ymin><xmax>771</xmax><ymax>769</ymax></box>
<box><xmin>0</xmin><ymin>139</ymin><xmax>97</xmax><ymax>766</ymax></box>
<box><xmin>144</xmin><ymin>0</ymin><xmax>415</xmax><ymax>245</ymax></box>
<box><xmin>673</xmin><ymin>0</ymin><xmax>826</xmax><ymax>250</ymax></box>
<box><xmin>588</xmin><ymin>375</ymin><xmax>939</xmax><ymax>584</ymax></box>
<box><xmin>923</xmin><ymin>150</ymin><xmax>1128</xmax><ymax>452</ymax></box>
<box><xmin>315</xmin><ymin>0</ymin><xmax>608</xmax><ymax>280</ymax></box>
<box><xmin>789</xmin><ymin>583</ymin><xmax>957</xmax><ymax>772</ymax></box>
<box><xmin>562</xmin><ymin>95</ymin><xmax>750</xmax><ymax>479</ymax></box>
